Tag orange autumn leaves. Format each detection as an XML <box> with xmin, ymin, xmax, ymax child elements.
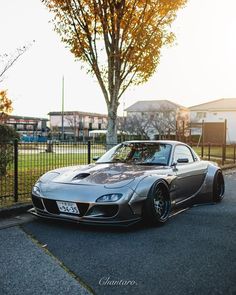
<box><xmin>42</xmin><ymin>0</ymin><xmax>187</xmax><ymax>91</ymax></box>
<box><xmin>42</xmin><ymin>0</ymin><xmax>187</xmax><ymax>143</ymax></box>
<box><xmin>0</xmin><ymin>90</ymin><xmax>13</xmax><ymax>123</ymax></box>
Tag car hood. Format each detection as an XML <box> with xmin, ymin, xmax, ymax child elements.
<box><xmin>44</xmin><ymin>163</ymin><xmax>169</xmax><ymax>189</ymax></box>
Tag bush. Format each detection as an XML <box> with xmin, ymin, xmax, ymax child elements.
<box><xmin>0</xmin><ymin>124</ymin><xmax>19</xmax><ymax>176</ymax></box>
<box><xmin>0</xmin><ymin>124</ymin><xmax>19</xmax><ymax>141</ymax></box>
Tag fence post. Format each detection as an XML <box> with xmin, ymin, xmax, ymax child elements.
<box><xmin>222</xmin><ymin>144</ymin><xmax>225</xmax><ymax>166</ymax></box>
<box><xmin>14</xmin><ymin>139</ymin><xmax>18</xmax><ymax>202</ymax></box>
<box><xmin>208</xmin><ymin>143</ymin><xmax>211</xmax><ymax>161</ymax></box>
<box><xmin>87</xmin><ymin>140</ymin><xmax>91</xmax><ymax>164</ymax></box>
<box><xmin>201</xmin><ymin>119</ymin><xmax>204</xmax><ymax>158</ymax></box>
<box><xmin>234</xmin><ymin>145</ymin><xmax>236</xmax><ymax>164</ymax></box>
<box><xmin>224</xmin><ymin>144</ymin><xmax>226</xmax><ymax>164</ymax></box>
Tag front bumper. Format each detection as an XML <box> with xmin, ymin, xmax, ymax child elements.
<box><xmin>30</xmin><ymin>194</ymin><xmax>142</xmax><ymax>226</ymax></box>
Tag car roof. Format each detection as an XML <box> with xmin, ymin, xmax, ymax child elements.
<box><xmin>122</xmin><ymin>140</ymin><xmax>188</xmax><ymax>146</ymax></box>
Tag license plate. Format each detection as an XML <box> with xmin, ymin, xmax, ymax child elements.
<box><xmin>56</xmin><ymin>201</ymin><xmax>80</xmax><ymax>214</ymax></box>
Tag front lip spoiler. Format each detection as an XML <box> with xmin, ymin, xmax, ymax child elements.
<box><xmin>28</xmin><ymin>208</ymin><xmax>141</xmax><ymax>227</ymax></box>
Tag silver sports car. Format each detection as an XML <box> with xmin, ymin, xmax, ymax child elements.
<box><xmin>30</xmin><ymin>141</ymin><xmax>225</xmax><ymax>226</ymax></box>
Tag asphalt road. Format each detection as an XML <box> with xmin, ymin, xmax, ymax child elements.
<box><xmin>22</xmin><ymin>170</ymin><xmax>236</xmax><ymax>295</ymax></box>
<box><xmin>0</xmin><ymin>226</ymin><xmax>90</xmax><ymax>295</ymax></box>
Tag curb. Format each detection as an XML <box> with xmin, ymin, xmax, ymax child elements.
<box><xmin>221</xmin><ymin>164</ymin><xmax>236</xmax><ymax>170</ymax></box>
<box><xmin>0</xmin><ymin>202</ymin><xmax>33</xmax><ymax>219</ymax></box>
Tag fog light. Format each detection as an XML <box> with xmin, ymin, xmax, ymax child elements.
<box><xmin>96</xmin><ymin>193</ymin><xmax>122</xmax><ymax>202</ymax></box>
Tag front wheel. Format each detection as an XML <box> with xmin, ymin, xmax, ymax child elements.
<box><xmin>143</xmin><ymin>182</ymin><xmax>171</xmax><ymax>226</ymax></box>
<box><xmin>213</xmin><ymin>170</ymin><xmax>225</xmax><ymax>202</ymax></box>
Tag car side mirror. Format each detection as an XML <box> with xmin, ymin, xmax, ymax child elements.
<box><xmin>170</xmin><ymin>162</ymin><xmax>177</xmax><ymax>171</ymax></box>
<box><xmin>177</xmin><ymin>158</ymin><xmax>189</xmax><ymax>164</ymax></box>
<box><xmin>93</xmin><ymin>156</ymin><xmax>100</xmax><ymax>161</ymax></box>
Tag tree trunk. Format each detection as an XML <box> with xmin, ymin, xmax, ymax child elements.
<box><xmin>106</xmin><ymin>105</ymin><xmax>118</xmax><ymax>150</ymax></box>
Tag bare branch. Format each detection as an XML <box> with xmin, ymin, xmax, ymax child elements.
<box><xmin>0</xmin><ymin>43</ymin><xmax>33</xmax><ymax>83</ymax></box>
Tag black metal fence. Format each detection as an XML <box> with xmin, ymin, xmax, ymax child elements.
<box><xmin>0</xmin><ymin>140</ymin><xmax>236</xmax><ymax>207</ymax></box>
<box><xmin>0</xmin><ymin>140</ymin><xmax>115</xmax><ymax>206</ymax></box>
<box><xmin>195</xmin><ymin>143</ymin><xmax>236</xmax><ymax>166</ymax></box>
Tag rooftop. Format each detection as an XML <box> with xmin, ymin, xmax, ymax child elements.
<box><xmin>125</xmin><ymin>100</ymin><xmax>186</xmax><ymax>112</ymax></box>
<box><xmin>189</xmin><ymin>98</ymin><xmax>236</xmax><ymax>111</ymax></box>
<box><xmin>8</xmin><ymin>115</ymin><xmax>48</xmax><ymax>121</ymax></box>
<box><xmin>48</xmin><ymin>111</ymin><xmax>107</xmax><ymax>117</ymax></box>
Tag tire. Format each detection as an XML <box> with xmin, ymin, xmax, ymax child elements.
<box><xmin>212</xmin><ymin>170</ymin><xmax>225</xmax><ymax>202</ymax></box>
<box><xmin>143</xmin><ymin>181</ymin><xmax>171</xmax><ymax>226</ymax></box>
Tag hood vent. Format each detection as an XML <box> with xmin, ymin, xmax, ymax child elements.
<box><xmin>73</xmin><ymin>173</ymin><xmax>90</xmax><ymax>181</ymax></box>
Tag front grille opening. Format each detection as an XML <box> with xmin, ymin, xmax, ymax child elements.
<box><xmin>32</xmin><ymin>195</ymin><xmax>44</xmax><ymax>210</ymax></box>
<box><xmin>42</xmin><ymin>199</ymin><xmax>89</xmax><ymax>217</ymax></box>
<box><xmin>86</xmin><ymin>205</ymin><xmax>119</xmax><ymax>218</ymax></box>
<box><xmin>43</xmin><ymin>199</ymin><xmax>59</xmax><ymax>214</ymax></box>
<box><xmin>76</xmin><ymin>203</ymin><xmax>89</xmax><ymax>216</ymax></box>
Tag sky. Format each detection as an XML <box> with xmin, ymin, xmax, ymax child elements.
<box><xmin>0</xmin><ymin>0</ymin><xmax>236</xmax><ymax>118</ymax></box>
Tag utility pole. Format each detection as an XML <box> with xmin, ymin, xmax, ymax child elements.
<box><xmin>61</xmin><ymin>76</ymin><xmax>65</xmax><ymax>140</ymax></box>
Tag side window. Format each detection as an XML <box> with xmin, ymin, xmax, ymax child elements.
<box><xmin>173</xmin><ymin>145</ymin><xmax>194</xmax><ymax>163</ymax></box>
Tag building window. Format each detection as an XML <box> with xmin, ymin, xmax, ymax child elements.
<box><xmin>89</xmin><ymin>122</ymin><xmax>92</xmax><ymax>130</ymax></box>
<box><xmin>17</xmin><ymin>124</ymin><xmax>24</xmax><ymax>130</ymax></box>
<box><xmin>79</xmin><ymin>121</ymin><xmax>83</xmax><ymax>129</ymax></box>
<box><xmin>26</xmin><ymin>125</ymin><xmax>33</xmax><ymax>130</ymax></box>
<box><xmin>196</xmin><ymin>112</ymin><xmax>206</xmax><ymax>120</ymax></box>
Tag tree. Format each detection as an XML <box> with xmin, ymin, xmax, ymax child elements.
<box><xmin>0</xmin><ymin>44</ymin><xmax>32</xmax><ymax>123</ymax></box>
<box><xmin>0</xmin><ymin>124</ymin><xmax>19</xmax><ymax>176</ymax></box>
<box><xmin>43</xmin><ymin>0</ymin><xmax>187</xmax><ymax>145</ymax></box>
<box><xmin>0</xmin><ymin>45</ymin><xmax>30</xmax><ymax>83</ymax></box>
<box><xmin>149</xmin><ymin>108</ymin><xmax>176</xmax><ymax>138</ymax></box>
<box><xmin>0</xmin><ymin>90</ymin><xmax>13</xmax><ymax>123</ymax></box>
<box><xmin>122</xmin><ymin>107</ymin><xmax>189</xmax><ymax>140</ymax></box>
<box><xmin>65</xmin><ymin>112</ymin><xmax>81</xmax><ymax>139</ymax></box>
<box><xmin>118</xmin><ymin>115</ymin><xmax>151</xmax><ymax>139</ymax></box>
<box><xmin>175</xmin><ymin>110</ymin><xmax>190</xmax><ymax>140</ymax></box>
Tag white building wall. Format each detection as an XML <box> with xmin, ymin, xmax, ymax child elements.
<box><xmin>50</xmin><ymin>115</ymin><xmax>62</xmax><ymax>127</ymax></box>
<box><xmin>50</xmin><ymin>114</ymin><xmax>108</xmax><ymax>130</ymax></box>
<box><xmin>190</xmin><ymin>111</ymin><xmax>236</xmax><ymax>143</ymax></box>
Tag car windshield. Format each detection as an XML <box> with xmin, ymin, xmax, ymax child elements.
<box><xmin>96</xmin><ymin>142</ymin><xmax>172</xmax><ymax>166</ymax></box>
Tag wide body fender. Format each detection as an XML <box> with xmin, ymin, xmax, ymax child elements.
<box><xmin>128</xmin><ymin>162</ymin><xmax>221</xmax><ymax>215</ymax></box>
<box><xmin>196</xmin><ymin>162</ymin><xmax>222</xmax><ymax>202</ymax></box>
<box><xmin>128</xmin><ymin>173</ymin><xmax>175</xmax><ymax>215</ymax></box>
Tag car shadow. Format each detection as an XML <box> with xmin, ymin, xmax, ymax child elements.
<box><xmin>29</xmin><ymin>200</ymin><xmax>217</xmax><ymax>234</ymax></box>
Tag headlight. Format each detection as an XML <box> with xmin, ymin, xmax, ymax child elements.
<box><xmin>96</xmin><ymin>193</ymin><xmax>123</xmax><ymax>203</ymax></box>
<box><xmin>32</xmin><ymin>185</ymin><xmax>41</xmax><ymax>197</ymax></box>
<box><xmin>39</xmin><ymin>172</ymin><xmax>59</xmax><ymax>182</ymax></box>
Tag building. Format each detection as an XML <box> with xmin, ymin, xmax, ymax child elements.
<box><xmin>125</xmin><ymin>100</ymin><xmax>189</xmax><ymax>139</ymax></box>
<box><xmin>189</xmin><ymin>98</ymin><xmax>236</xmax><ymax>143</ymax></box>
<box><xmin>48</xmin><ymin>111</ymin><xmax>108</xmax><ymax>140</ymax></box>
<box><xmin>5</xmin><ymin>115</ymin><xmax>48</xmax><ymax>137</ymax></box>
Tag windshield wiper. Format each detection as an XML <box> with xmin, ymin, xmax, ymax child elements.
<box><xmin>96</xmin><ymin>160</ymin><xmax>126</xmax><ymax>164</ymax></box>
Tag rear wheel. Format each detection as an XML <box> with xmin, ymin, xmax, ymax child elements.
<box><xmin>213</xmin><ymin>170</ymin><xmax>225</xmax><ymax>202</ymax></box>
<box><xmin>143</xmin><ymin>182</ymin><xmax>171</xmax><ymax>226</ymax></box>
